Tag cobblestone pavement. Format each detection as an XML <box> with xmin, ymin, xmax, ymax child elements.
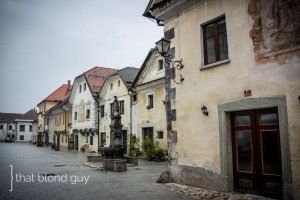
<box><xmin>158</xmin><ymin>183</ymin><xmax>273</xmax><ymax>200</ymax></box>
<box><xmin>0</xmin><ymin>143</ymin><xmax>192</xmax><ymax>200</ymax></box>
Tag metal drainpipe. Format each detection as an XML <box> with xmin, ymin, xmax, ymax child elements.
<box><xmin>63</xmin><ymin>109</ymin><xmax>67</xmax><ymax>149</ymax></box>
<box><xmin>97</xmin><ymin>100</ymin><xmax>99</xmax><ymax>151</ymax></box>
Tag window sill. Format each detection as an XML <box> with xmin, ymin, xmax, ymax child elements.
<box><xmin>199</xmin><ymin>59</ymin><xmax>230</xmax><ymax>70</ymax></box>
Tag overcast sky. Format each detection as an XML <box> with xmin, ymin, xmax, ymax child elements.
<box><xmin>0</xmin><ymin>0</ymin><xmax>163</xmax><ymax>114</ymax></box>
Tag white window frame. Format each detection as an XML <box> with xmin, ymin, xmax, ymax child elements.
<box><xmin>86</xmin><ymin>109</ymin><xmax>91</xmax><ymax>120</ymax></box>
<box><xmin>146</xmin><ymin>92</ymin><xmax>155</xmax><ymax>110</ymax></box>
<box><xmin>198</xmin><ymin>12</ymin><xmax>231</xmax><ymax>70</ymax></box>
<box><xmin>74</xmin><ymin>111</ymin><xmax>78</xmax><ymax>121</ymax></box>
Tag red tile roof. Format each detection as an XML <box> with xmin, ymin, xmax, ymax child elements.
<box><xmin>84</xmin><ymin>66</ymin><xmax>118</xmax><ymax>93</ymax></box>
<box><xmin>44</xmin><ymin>84</ymin><xmax>72</xmax><ymax>102</ymax></box>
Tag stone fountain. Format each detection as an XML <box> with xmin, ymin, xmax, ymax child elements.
<box><xmin>100</xmin><ymin>96</ymin><xmax>126</xmax><ymax>171</ymax></box>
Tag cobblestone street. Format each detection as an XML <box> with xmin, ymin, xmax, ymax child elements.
<box><xmin>0</xmin><ymin>143</ymin><xmax>192</xmax><ymax>200</ymax></box>
<box><xmin>0</xmin><ymin>143</ymin><xmax>273</xmax><ymax>200</ymax></box>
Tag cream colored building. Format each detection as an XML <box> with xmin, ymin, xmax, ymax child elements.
<box><xmin>144</xmin><ymin>0</ymin><xmax>300</xmax><ymax>199</ymax></box>
<box><xmin>37</xmin><ymin>81</ymin><xmax>72</xmax><ymax>146</ymax></box>
<box><xmin>131</xmin><ymin>48</ymin><xmax>167</xmax><ymax>149</ymax></box>
<box><xmin>99</xmin><ymin>67</ymin><xmax>139</xmax><ymax>154</ymax></box>
<box><xmin>69</xmin><ymin>67</ymin><xmax>117</xmax><ymax>152</ymax></box>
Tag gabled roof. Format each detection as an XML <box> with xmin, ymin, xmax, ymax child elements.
<box><xmin>131</xmin><ymin>47</ymin><xmax>158</xmax><ymax>88</ymax></box>
<box><xmin>0</xmin><ymin>113</ymin><xmax>22</xmax><ymax>123</ymax></box>
<box><xmin>15</xmin><ymin>109</ymin><xmax>38</xmax><ymax>121</ymax></box>
<box><xmin>84</xmin><ymin>67</ymin><xmax>118</xmax><ymax>93</ymax></box>
<box><xmin>37</xmin><ymin>83</ymin><xmax>72</xmax><ymax>106</ymax></box>
<box><xmin>110</xmin><ymin>67</ymin><xmax>140</xmax><ymax>88</ymax></box>
<box><xmin>44</xmin><ymin>97</ymin><xmax>69</xmax><ymax>116</ymax></box>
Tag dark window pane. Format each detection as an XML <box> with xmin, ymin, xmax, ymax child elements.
<box><xmin>218</xmin><ymin>32</ymin><xmax>228</xmax><ymax>60</ymax></box>
<box><xmin>260</xmin><ymin>113</ymin><xmax>277</xmax><ymax>124</ymax></box>
<box><xmin>217</xmin><ymin>18</ymin><xmax>226</xmax><ymax>33</ymax></box>
<box><xmin>237</xmin><ymin>131</ymin><xmax>252</xmax><ymax>172</ymax></box>
<box><xmin>205</xmin><ymin>24</ymin><xmax>214</xmax><ymax>38</ymax></box>
<box><xmin>206</xmin><ymin>37</ymin><xmax>216</xmax><ymax>63</ymax></box>
<box><xmin>90</xmin><ymin>136</ymin><xmax>93</xmax><ymax>145</ymax></box>
<box><xmin>236</xmin><ymin>115</ymin><xmax>250</xmax><ymax>126</ymax></box>
<box><xmin>261</xmin><ymin>131</ymin><xmax>281</xmax><ymax>174</ymax></box>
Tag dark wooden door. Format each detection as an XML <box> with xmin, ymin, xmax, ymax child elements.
<box><xmin>231</xmin><ymin>108</ymin><xmax>282</xmax><ymax>199</ymax></box>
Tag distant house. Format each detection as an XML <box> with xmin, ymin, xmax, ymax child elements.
<box><xmin>14</xmin><ymin>109</ymin><xmax>38</xmax><ymax>142</ymax></box>
<box><xmin>131</xmin><ymin>48</ymin><xmax>167</xmax><ymax>149</ymax></box>
<box><xmin>44</xmin><ymin>98</ymin><xmax>72</xmax><ymax>150</ymax></box>
<box><xmin>37</xmin><ymin>80</ymin><xmax>72</xmax><ymax>146</ymax></box>
<box><xmin>69</xmin><ymin>67</ymin><xmax>117</xmax><ymax>152</ymax></box>
<box><xmin>98</xmin><ymin>67</ymin><xmax>139</xmax><ymax>153</ymax></box>
<box><xmin>0</xmin><ymin>113</ymin><xmax>22</xmax><ymax>141</ymax></box>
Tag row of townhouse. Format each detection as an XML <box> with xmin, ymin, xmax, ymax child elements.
<box><xmin>0</xmin><ymin>109</ymin><xmax>38</xmax><ymax>142</ymax></box>
<box><xmin>36</xmin><ymin>49</ymin><xmax>168</xmax><ymax>153</ymax></box>
<box><xmin>143</xmin><ymin>0</ymin><xmax>300</xmax><ymax>199</ymax></box>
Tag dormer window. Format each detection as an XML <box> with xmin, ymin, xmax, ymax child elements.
<box><xmin>158</xmin><ymin>59</ymin><xmax>164</xmax><ymax>71</ymax></box>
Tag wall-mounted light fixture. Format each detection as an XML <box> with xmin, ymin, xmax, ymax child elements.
<box><xmin>201</xmin><ymin>105</ymin><xmax>208</xmax><ymax>116</ymax></box>
<box><xmin>156</xmin><ymin>38</ymin><xmax>184</xmax><ymax>84</ymax></box>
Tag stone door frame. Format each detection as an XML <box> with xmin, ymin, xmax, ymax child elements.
<box><xmin>218</xmin><ymin>97</ymin><xmax>293</xmax><ymax>199</ymax></box>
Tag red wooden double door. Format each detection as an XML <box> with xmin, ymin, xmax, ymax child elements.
<box><xmin>231</xmin><ymin>108</ymin><xmax>282</xmax><ymax>199</ymax></box>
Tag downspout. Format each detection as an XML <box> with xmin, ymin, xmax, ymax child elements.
<box><xmin>97</xmin><ymin>99</ymin><xmax>100</xmax><ymax>152</ymax></box>
<box><xmin>62</xmin><ymin>108</ymin><xmax>67</xmax><ymax>149</ymax></box>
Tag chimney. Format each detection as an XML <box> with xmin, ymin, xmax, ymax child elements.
<box><xmin>67</xmin><ymin>80</ymin><xmax>71</xmax><ymax>91</ymax></box>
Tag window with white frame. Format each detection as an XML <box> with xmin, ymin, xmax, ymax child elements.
<box><xmin>86</xmin><ymin>109</ymin><xmax>90</xmax><ymax>120</ymax></box>
<box><xmin>147</xmin><ymin>93</ymin><xmax>154</xmax><ymax>109</ymax></box>
<box><xmin>0</xmin><ymin>125</ymin><xmax>3</xmax><ymax>130</ymax></box>
<box><xmin>74</xmin><ymin>111</ymin><xmax>78</xmax><ymax>121</ymax></box>
<box><xmin>202</xmin><ymin>16</ymin><xmax>228</xmax><ymax>65</ymax></box>
<box><xmin>79</xmin><ymin>85</ymin><xmax>82</xmax><ymax>93</ymax></box>
<box><xmin>84</xmin><ymin>83</ymin><xmax>86</xmax><ymax>91</ymax></box>
<box><xmin>110</xmin><ymin>83</ymin><xmax>113</xmax><ymax>90</ymax></box>
<box><xmin>20</xmin><ymin>125</ymin><xmax>25</xmax><ymax>132</ymax></box>
<box><xmin>100</xmin><ymin>105</ymin><xmax>105</xmax><ymax>118</ymax></box>
<box><xmin>118</xmin><ymin>80</ymin><xmax>121</xmax><ymax>87</ymax></box>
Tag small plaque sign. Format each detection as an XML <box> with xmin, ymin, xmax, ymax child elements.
<box><xmin>244</xmin><ymin>90</ymin><xmax>251</xmax><ymax>97</ymax></box>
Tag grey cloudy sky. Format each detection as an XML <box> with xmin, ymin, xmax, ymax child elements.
<box><xmin>0</xmin><ymin>0</ymin><xmax>163</xmax><ymax>113</ymax></box>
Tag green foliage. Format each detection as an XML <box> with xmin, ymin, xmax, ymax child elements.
<box><xmin>130</xmin><ymin>148</ymin><xmax>141</xmax><ymax>157</ymax></box>
<box><xmin>142</xmin><ymin>136</ymin><xmax>168</xmax><ymax>161</ymax></box>
<box><xmin>128</xmin><ymin>133</ymin><xmax>141</xmax><ymax>157</ymax></box>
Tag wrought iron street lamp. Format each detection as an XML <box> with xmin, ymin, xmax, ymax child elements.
<box><xmin>155</xmin><ymin>38</ymin><xmax>171</xmax><ymax>56</ymax></box>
